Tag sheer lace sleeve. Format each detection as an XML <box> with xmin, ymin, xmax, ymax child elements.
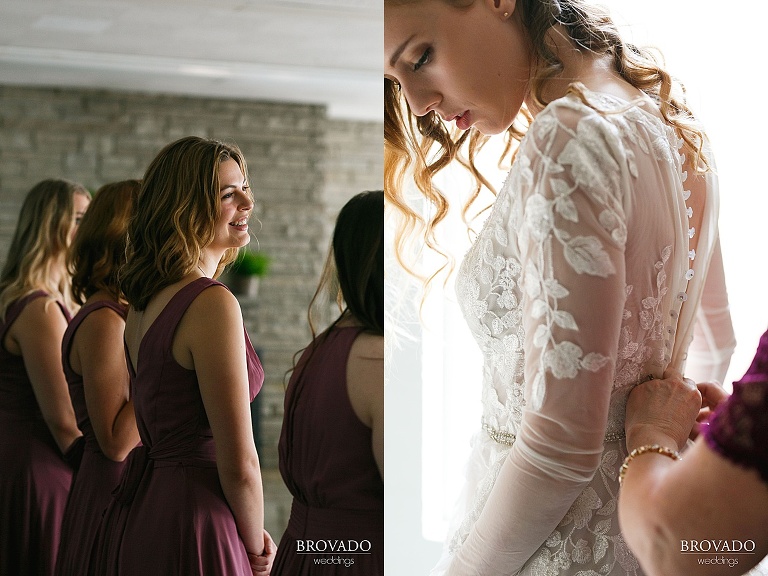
<box><xmin>447</xmin><ymin>106</ymin><xmax>630</xmax><ymax>575</ymax></box>
<box><xmin>684</xmin><ymin>237</ymin><xmax>736</xmax><ymax>384</ymax></box>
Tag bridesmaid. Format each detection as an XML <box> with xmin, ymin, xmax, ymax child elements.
<box><xmin>273</xmin><ymin>191</ymin><xmax>384</xmax><ymax>575</ymax></box>
<box><xmin>55</xmin><ymin>180</ymin><xmax>142</xmax><ymax>576</ymax></box>
<box><xmin>0</xmin><ymin>179</ymin><xmax>90</xmax><ymax>576</ymax></box>
<box><xmin>91</xmin><ymin>136</ymin><xmax>275</xmax><ymax>575</ymax></box>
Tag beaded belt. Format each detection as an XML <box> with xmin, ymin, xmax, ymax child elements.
<box><xmin>482</xmin><ymin>421</ymin><xmax>625</xmax><ymax>446</ymax></box>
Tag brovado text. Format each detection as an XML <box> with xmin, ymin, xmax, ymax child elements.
<box><xmin>680</xmin><ymin>540</ymin><xmax>756</xmax><ymax>553</ymax></box>
<box><xmin>296</xmin><ymin>540</ymin><xmax>372</xmax><ymax>553</ymax></box>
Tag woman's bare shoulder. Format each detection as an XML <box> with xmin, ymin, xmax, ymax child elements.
<box><xmin>350</xmin><ymin>331</ymin><xmax>384</xmax><ymax>361</ymax></box>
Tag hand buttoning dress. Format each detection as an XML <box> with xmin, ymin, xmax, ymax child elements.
<box><xmin>702</xmin><ymin>329</ymin><xmax>768</xmax><ymax>574</ymax></box>
<box><xmin>703</xmin><ymin>327</ymin><xmax>768</xmax><ymax>486</ymax></box>
<box><xmin>434</xmin><ymin>90</ymin><xmax>736</xmax><ymax>576</ymax></box>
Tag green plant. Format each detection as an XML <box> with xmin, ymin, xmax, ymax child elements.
<box><xmin>229</xmin><ymin>249</ymin><xmax>271</xmax><ymax>277</ymax></box>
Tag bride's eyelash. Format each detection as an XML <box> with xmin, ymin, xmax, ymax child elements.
<box><xmin>413</xmin><ymin>48</ymin><xmax>432</xmax><ymax>71</ymax></box>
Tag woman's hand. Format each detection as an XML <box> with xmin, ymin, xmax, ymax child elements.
<box><xmin>625</xmin><ymin>368</ymin><xmax>702</xmax><ymax>451</ymax></box>
<box><xmin>690</xmin><ymin>381</ymin><xmax>730</xmax><ymax>440</ymax></box>
<box><xmin>249</xmin><ymin>530</ymin><xmax>276</xmax><ymax>574</ymax></box>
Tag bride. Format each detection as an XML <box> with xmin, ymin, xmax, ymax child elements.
<box><xmin>385</xmin><ymin>0</ymin><xmax>736</xmax><ymax>574</ymax></box>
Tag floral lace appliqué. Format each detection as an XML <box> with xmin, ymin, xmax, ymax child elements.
<box><xmin>448</xmin><ymin>90</ymin><xmax>691</xmax><ymax>576</ymax></box>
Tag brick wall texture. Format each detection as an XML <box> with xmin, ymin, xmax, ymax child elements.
<box><xmin>0</xmin><ymin>85</ymin><xmax>383</xmax><ymax>540</ymax></box>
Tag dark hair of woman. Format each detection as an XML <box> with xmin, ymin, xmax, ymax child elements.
<box><xmin>286</xmin><ymin>190</ymin><xmax>384</xmax><ymax>384</ymax></box>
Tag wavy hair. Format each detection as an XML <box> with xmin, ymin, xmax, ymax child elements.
<box><xmin>0</xmin><ymin>179</ymin><xmax>90</xmax><ymax>320</ymax></box>
<box><xmin>120</xmin><ymin>137</ymin><xmax>250</xmax><ymax>311</ymax></box>
<box><xmin>385</xmin><ymin>0</ymin><xmax>710</xmax><ymax>277</ymax></box>
<box><xmin>68</xmin><ymin>179</ymin><xmax>141</xmax><ymax>305</ymax></box>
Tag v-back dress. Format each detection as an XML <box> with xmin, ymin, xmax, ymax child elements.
<box><xmin>90</xmin><ymin>278</ymin><xmax>264</xmax><ymax>576</ymax></box>
<box><xmin>273</xmin><ymin>326</ymin><xmax>384</xmax><ymax>575</ymax></box>
<box><xmin>55</xmin><ymin>299</ymin><xmax>132</xmax><ymax>576</ymax></box>
<box><xmin>0</xmin><ymin>291</ymin><xmax>73</xmax><ymax>576</ymax></box>
<box><xmin>435</xmin><ymin>90</ymin><xmax>736</xmax><ymax>575</ymax></box>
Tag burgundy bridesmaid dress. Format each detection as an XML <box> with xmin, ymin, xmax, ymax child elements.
<box><xmin>90</xmin><ymin>278</ymin><xmax>263</xmax><ymax>576</ymax></box>
<box><xmin>273</xmin><ymin>326</ymin><xmax>384</xmax><ymax>575</ymax></box>
<box><xmin>0</xmin><ymin>291</ymin><xmax>74</xmax><ymax>576</ymax></box>
<box><xmin>55</xmin><ymin>300</ymin><xmax>133</xmax><ymax>576</ymax></box>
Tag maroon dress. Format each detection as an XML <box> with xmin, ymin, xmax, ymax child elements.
<box><xmin>703</xmin><ymin>327</ymin><xmax>768</xmax><ymax>484</ymax></box>
<box><xmin>273</xmin><ymin>326</ymin><xmax>384</xmax><ymax>575</ymax></box>
<box><xmin>0</xmin><ymin>291</ymin><xmax>74</xmax><ymax>576</ymax></box>
<box><xmin>55</xmin><ymin>300</ymin><xmax>132</xmax><ymax>576</ymax></box>
<box><xmin>90</xmin><ymin>278</ymin><xmax>264</xmax><ymax>575</ymax></box>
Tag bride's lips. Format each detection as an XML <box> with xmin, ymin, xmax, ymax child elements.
<box><xmin>453</xmin><ymin>110</ymin><xmax>471</xmax><ymax>131</ymax></box>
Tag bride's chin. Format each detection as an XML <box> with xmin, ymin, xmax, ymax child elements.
<box><xmin>474</xmin><ymin>119</ymin><xmax>511</xmax><ymax>137</ymax></box>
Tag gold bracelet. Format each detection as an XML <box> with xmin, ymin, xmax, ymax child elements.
<box><xmin>618</xmin><ymin>444</ymin><xmax>681</xmax><ymax>487</ymax></box>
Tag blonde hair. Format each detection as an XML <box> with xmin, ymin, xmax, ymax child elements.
<box><xmin>0</xmin><ymin>179</ymin><xmax>90</xmax><ymax>320</ymax></box>
<box><xmin>385</xmin><ymin>0</ymin><xmax>709</xmax><ymax>277</ymax></box>
<box><xmin>120</xmin><ymin>136</ymin><xmax>250</xmax><ymax>311</ymax></box>
<box><xmin>69</xmin><ymin>179</ymin><xmax>141</xmax><ymax>305</ymax></box>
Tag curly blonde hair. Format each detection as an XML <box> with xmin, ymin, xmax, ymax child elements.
<box><xmin>120</xmin><ymin>137</ymin><xmax>250</xmax><ymax>311</ymax></box>
<box><xmin>0</xmin><ymin>179</ymin><xmax>90</xmax><ymax>320</ymax></box>
<box><xmin>385</xmin><ymin>0</ymin><xmax>709</xmax><ymax>277</ymax></box>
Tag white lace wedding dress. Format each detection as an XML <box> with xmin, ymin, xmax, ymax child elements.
<box><xmin>433</xmin><ymin>89</ymin><xmax>736</xmax><ymax>576</ymax></box>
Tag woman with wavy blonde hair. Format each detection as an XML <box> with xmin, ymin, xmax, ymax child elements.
<box><xmin>92</xmin><ymin>137</ymin><xmax>274</xmax><ymax>575</ymax></box>
<box><xmin>55</xmin><ymin>179</ymin><xmax>141</xmax><ymax>576</ymax></box>
<box><xmin>0</xmin><ymin>178</ymin><xmax>90</xmax><ymax>576</ymax></box>
<box><xmin>385</xmin><ymin>1</ymin><xmax>736</xmax><ymax>574</ymax></box>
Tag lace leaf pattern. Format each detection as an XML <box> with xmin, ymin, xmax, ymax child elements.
<box><xmin>531</xmin><ymin>443</ymin><xmax>642</xmax><ymax>576</ymax></box>
<box><xmin>449</xmin><ymin>92</ymin><xmax>694</xmax><ymax>576</ymax></box>
<box><xmin>455</xmin><ymin>185</ymin><xmax>527</xmax><ymax>435</ymax></box>
<box><xmin>615</xmin><ymin>246</ymin><xmax>672</xmax><ymax>388</ymax></box>
<box><xmin>520</xmin><ymin>107</ymin><xmax>621</xmax><ymax>411</ymax></box>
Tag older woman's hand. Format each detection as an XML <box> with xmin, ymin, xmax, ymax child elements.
<box><xmin>625</xmin><ymin>369</ymin><xmax>701</xmax><ymax>452</ymax></box>
<box><xmin>691</xmin><ymin>380</ymin><xmax>730</xmax><ymax>440</ymax></box>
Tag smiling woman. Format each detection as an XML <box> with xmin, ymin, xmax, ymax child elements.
<box><xmin>384</xmin><ymin>1</ymin><xmax>737</xmax><ymax>575</ymax></box>
<box><xmin>90</xmin><ymin>137</ymin><xmax>275</xmax><ymax>575</ymax></box>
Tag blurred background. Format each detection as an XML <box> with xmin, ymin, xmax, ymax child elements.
<box><xmin>0</xmin><ymin>0</ymin><xmax>382</xmax><ymax>542</ymax></box>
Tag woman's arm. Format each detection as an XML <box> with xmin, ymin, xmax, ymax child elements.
<box><xmin>76</xmin><ymin>307</ymin><xmax>139</xmax><ymax>461</ymax></box>
<box><xmin>448</xmin><ymin>110</ymin><xmax>628</xmax><ymax>575</ymax></box>
<box><xmin>619</xmin><ymin>375</ymin><xmax>768</xmax><ymax>575</ymax></box>
<box><xmin>347</xmin><ymin>333</ymin><xmax>384</xmax><ymax>478</ymax></box>
<box><xmin>183</xmin><ymin>286</ymin><xmax>265</xmax><ymax>560</ymax></box>
<box><xmin>685</xmin><ymin>238</ymin><xmax>736</xmax><ymax>384</ymax></box>
<box><xmin>14</xmin><ymin>296</ymin><xmax>81</xmax><ymax>453</ymax></box>
<box><xmin>620</xmin><ymin>439</ymin><xmax>768</xmax><ymax>576</ymax></box>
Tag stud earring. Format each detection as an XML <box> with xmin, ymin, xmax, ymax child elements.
<box><xmin>503</xmin><ymin>11</ymin><xmax>509</xmax><ymax>17</ymax></box>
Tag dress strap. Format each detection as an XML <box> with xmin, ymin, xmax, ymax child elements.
<box><xmin>145</xmin><ymin>278</ymin><xmax>226</xmax><ymax>347</ymax></box>
<box><xmin>63</xmin><ymin>300</ymin><xmax>127</xmax><ymax>372</ymax></box>
<box><xmin>1</xmin><ymin>290</ymin><xmax>69</xmax><ymax>349</ymax></box>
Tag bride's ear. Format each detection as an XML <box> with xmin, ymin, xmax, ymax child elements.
<box><xmin>487</xmin><ymin>0</ymin><xmax>518</xmax><ymax>21</ymax></box>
